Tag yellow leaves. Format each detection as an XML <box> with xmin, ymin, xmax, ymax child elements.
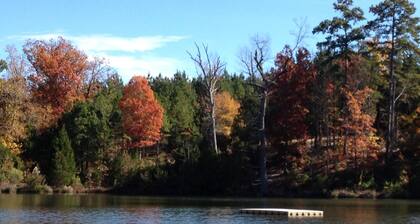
<box><xmin>0</xmin><ymin>71</ymin><xmax>29</xmax><ymax>151</ymax></box>
<box><xmin>0</xmin><ymin>136</ymin><xmax>22</xmax><ymax>154</ymax></box>
<box><xmin>215</xmin><ymin>91</ymin><xmax>240</xmax><ymax>136</ymax></box>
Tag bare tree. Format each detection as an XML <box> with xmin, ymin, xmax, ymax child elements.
<box><xmin>240</xmin><ymin>28</ymin><xmax>308</xmax><ymax>196</ymax></box>
<box><xmin>188</xmin><ymin>43</ymin><xmax>225</xmax><ymax>154</ymax></box>
<box><xmin>239</xmin><ymin>35</ymin><xmax>272</xmax><ymax>195</ymax></box>
<box><xmin>84</xmin><ymin>57</ymin><xmax>114</xmax><ymax>98</ymax></box>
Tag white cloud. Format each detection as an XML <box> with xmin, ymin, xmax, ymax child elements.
<box><xmin>103</xmin><ymin>54</ymin><xmax>185</xmax><ymax>82</ymax></box>
<box><xmin>72</xmin><ymin>35</ymin><xmax>187</xmax><ymax>53</ymax></box>
<box><xmin>12</xmin><ymin>33</ymin><xmax>188</xmax><ymax>53</ymax></box>
<box><xmin>7</xmin><ymin>33</ymin><xmax>189</xmax><ymax>80</ymax></box>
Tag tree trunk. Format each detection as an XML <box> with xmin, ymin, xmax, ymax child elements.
<box><xmin>258</xmin><ymin>91</ymin><xmax>268</xmax><ymax>196</ymax></box>
<box><xmin>386</xmin><ymin>8</ymin><xmax>397</xmax><ymax>161</ymax></box>
<box><xmin>210</xmin><ymin>91</ymin><xmax>219</xmax><ymax>154</ymax></box>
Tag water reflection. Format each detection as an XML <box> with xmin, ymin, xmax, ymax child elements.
<box><xmin>0</xmin><ymin>195</ymin><xmax>419</xmax><ymax>223</ymax></box>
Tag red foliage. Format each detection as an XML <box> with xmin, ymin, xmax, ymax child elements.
<box><xmin>269</xmin><ymin>46</ymin><xmax>316</xmax><ymax>143</ymax></box>
<box><xmin>119</xmin><ymin>76</ymin><xmax>163</xmax><ymax>148</ymax></box>
<box><xmin>268</xmin><ymin>46</ymin><xmax>316</xmax><ymax>170</ymax></box>
<box><xmin>24</xmin><ymin>37</ymin><xmax>88</xmax><ymax>121</ymax></box>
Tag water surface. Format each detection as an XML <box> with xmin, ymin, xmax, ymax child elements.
<box><xmin>0</xmin><ymin>194</ymin><xmax>419</xmax><ymax>223</ymax></box>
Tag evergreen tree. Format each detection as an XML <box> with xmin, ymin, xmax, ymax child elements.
<box><xmin>368</xmin><ymin>0</ymin><xmax>420</xmax><ymax>159</ymax></box>
<box><xmin>151</xmin><ymin>72</ymin><xmax>201</xmax><ymax>162</ymax></box>
<box><xmin>51</xmin><ymin>126</ymin><xmax>76</xmax><ymax>187</ymax></box>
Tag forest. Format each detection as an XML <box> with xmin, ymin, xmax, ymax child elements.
<box><xmin>0</xmin><ymin>0</ymin><xmax>418</xmax><ymax>198</ymax></box>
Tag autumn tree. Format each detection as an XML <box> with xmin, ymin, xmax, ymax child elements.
<box><xmin>339</xmin><ymin>55</ymin><xmax>380</xmax><ymax>163</ymax></box>
<box><xmin>215</xmin><ymin>91</ymin><xmax>240</xmax><ymax>137</ymax></box>
<box><xmin>0</xmin><ymin>47</ymin><xmax>30</xmax><ymax>153</ymax></box>
<box><xmin>310</xmin><ymin>52</ymin><xmax>339</xmax><ymax>164</ymax></box>
<box><xmin>269</xmin><ymin>46</ymin><xmax>316</xmax><ymax>173</ymax></box>
<box><xmin>119</xmin><ymin>76</ymin><xmax>163</xmax><ymax>149</ymax></box>
<box><xmin>341</xmin><ymin>87</ymin><xmax>379</xmax><ymax>171</ymax></box>
<box><xmin>24</xmin><ymin>37</ymin><xmax>89</xmax><ymax>123</ymax></box>
<box><xmin>367</xmin><ymin>0</ymin><xmax>420</xmax><ymax>160</ymax></box>
<box><xmin>188</xmin><ymin>43</ymin><xmax>225</xmax><ymax>154</ymax></box>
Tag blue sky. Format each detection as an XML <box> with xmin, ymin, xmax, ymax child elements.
<box><xmin>1</xmin><ymin>0</ymin><xmax>418</xmax><ymax>81</ymax></box>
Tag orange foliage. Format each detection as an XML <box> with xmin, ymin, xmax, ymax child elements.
<box><xmin>338</xmin><ymin>55</ymin><xmax>380</xmax><ymax>168</ymax></box>
<box><xmin>215</xmin><ymin>91</ymin><xmax>240</xmax><ymax>136</ymax></box>
<box><xmin>24</xmin><ymin>37</ymin><xmax>88</xmax><ymax>121</ymax></box>
<box><xmin>342</xmin><ymin>87</ymin><xmax>379</xmax><ymax>162</ymax></box>
<box><xmin>119</xmin><ymin>76</ymin><xmax>163</xmax><ymax>148</ymax></box>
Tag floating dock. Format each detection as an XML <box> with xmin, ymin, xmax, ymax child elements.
<box><xmin>240</xmin><ymin>208</ymin><xmax>323</xmax><ymax>217</ymax></box>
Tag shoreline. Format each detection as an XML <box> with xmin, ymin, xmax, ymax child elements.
<box><xmin>0</xmin><ymin>183</ymin><xmax>413</xmax><ymax>199</ymax></box>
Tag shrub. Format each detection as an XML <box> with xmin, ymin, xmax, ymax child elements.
<box><xmin>23</xmin><ymin>167</ymin><xmax>51</xmax><ymax>193</ymax></box>
<box><xmin>0</xmin><ymin>143</ymin><xmax>24</xmax><ymax>184</ymax></box>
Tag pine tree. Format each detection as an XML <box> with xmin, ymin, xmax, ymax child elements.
<box><xmin>368</xmin><ymin>0</ymin><xmax>420</xmax><ymax>159</ymax></box>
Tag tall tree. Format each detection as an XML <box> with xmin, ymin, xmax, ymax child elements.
<box><xmin>119</xmin><ymin>76</ymin><xmax>163</xmax><ymax>149</ymax></box>
<box><xmin>24</xmin><ymin>37</ymin><xmax>89</xmax><ymax>122</ymax></box>
<box><xmin>339</xmin><ymin>55</ymin><xmax>380</xmax><ymax>172</ymax></box>
<box><xmin>313</xmin><ymin>0</ymin><xmax>365</xmax><ymax>58</ymax></box>
<box><xmin>188</xmin><ymin>44</ymin><xmax>225</xmax><ymax>154</ymax></box>
<box><xmin>368</xmin><ymin>0</ymin><xmax>420</xmax><ymax>159</ymax></box>
<box><xmin>313</xmin><ymin>0</ymin><xmax>367</xmax><ymax>155</ymax></box>
<box><xmin>239</xmin><ymin>35</ymin><xmax>272</xmax><ymax>195</ymax></box>
<box><xmin>269</xmin><ymin>46</ymin><xmax>316</xmax><ymax>173</ymax></box>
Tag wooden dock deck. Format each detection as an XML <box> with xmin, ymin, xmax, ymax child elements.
<box><xmin>240</xmin><ymin>208</ymin><xmax>323</xmax><ymax>217</ymax></box>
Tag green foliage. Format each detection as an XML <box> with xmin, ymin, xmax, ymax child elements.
<box><xmin>313</xmin><ymin>0</ymin><xmax>365</xmax><ymax>56</ymax></box>
<box><xmin>383</xmin><ymin>180</ymin><xmax>405</xmax><ymax>197</ymax></box>
<box><xmin>0</xmin><ymin>143</ymin><xmax>24</xmax><ymax>184</ymax></box>
<box><xmin>51</xmin><ymin>126</ymin><xmax>76</xmax><ymax>187</ymax></box>
<box><xmin>359</xmin><ymin>176</ymin><xmax>376</xmax><ymax>190</ymax></box>
<box><xmin>0</xmin><ymin>59</ymin><xmax>7</xmax><ymax>72</ymax></box>
<box><xmin>62</xmin><ymin>74</ymin><xmax>123</xmax><ymax>185</ymax></box>
<box><xmin>150</xmin><ymin>72</ymin><xmax>202</xmax><ymax>163</ymax></box>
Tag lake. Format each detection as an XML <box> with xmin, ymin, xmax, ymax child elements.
<box><xmin>0</xmin><ymin>194</ymin><xmax>419</xmax><ymax>223</ymax></box>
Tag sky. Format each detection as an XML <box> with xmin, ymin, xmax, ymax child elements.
<box><xmin>0</xmin><ymin>0</ymin><xmax>419</xmax><ymax>82</ymax></box>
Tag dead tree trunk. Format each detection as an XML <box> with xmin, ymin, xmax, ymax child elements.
<box><xmin>258</xmin><ymin>90</ymin><xmax>268</xmax><ymax>195</ymax></box>
<box><xmin>188</xmin><ymin>43</ymin><xmax>225</xmax><ymax>154</ymax></box>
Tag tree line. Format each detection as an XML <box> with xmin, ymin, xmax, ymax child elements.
<box><xmin>0</xmin><ymin>0</ymin><xmax>418</xmax><ymax>197</ymax></box>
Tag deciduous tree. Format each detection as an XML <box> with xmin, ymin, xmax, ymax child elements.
<box><xmin>188</xmin><ymin>43</ymin><xmax>225</xmax><ymax>154</ymax></box>
<box><xmin>215</xmin><ymin>91</ymin><xmax>240</xmax><ymax>137</ymax></box>
<box><xmin>0</xmin><ymin>47</ymin><xmax>30</xmax><ymax>153</ymax></box>
<box><xmin>119</xmin><ymin>76</ymin><xmax>163</xmax><ymax>149</ymax></box>
<box><xmin>24</xmin><ymin>37</ymin><xmax>89</xmax><ymax>122</ymax></box>
<box><xmin>269</xmin><ymin>46</ymin><xmax>316</xmax><ymax>172</ymax></box>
